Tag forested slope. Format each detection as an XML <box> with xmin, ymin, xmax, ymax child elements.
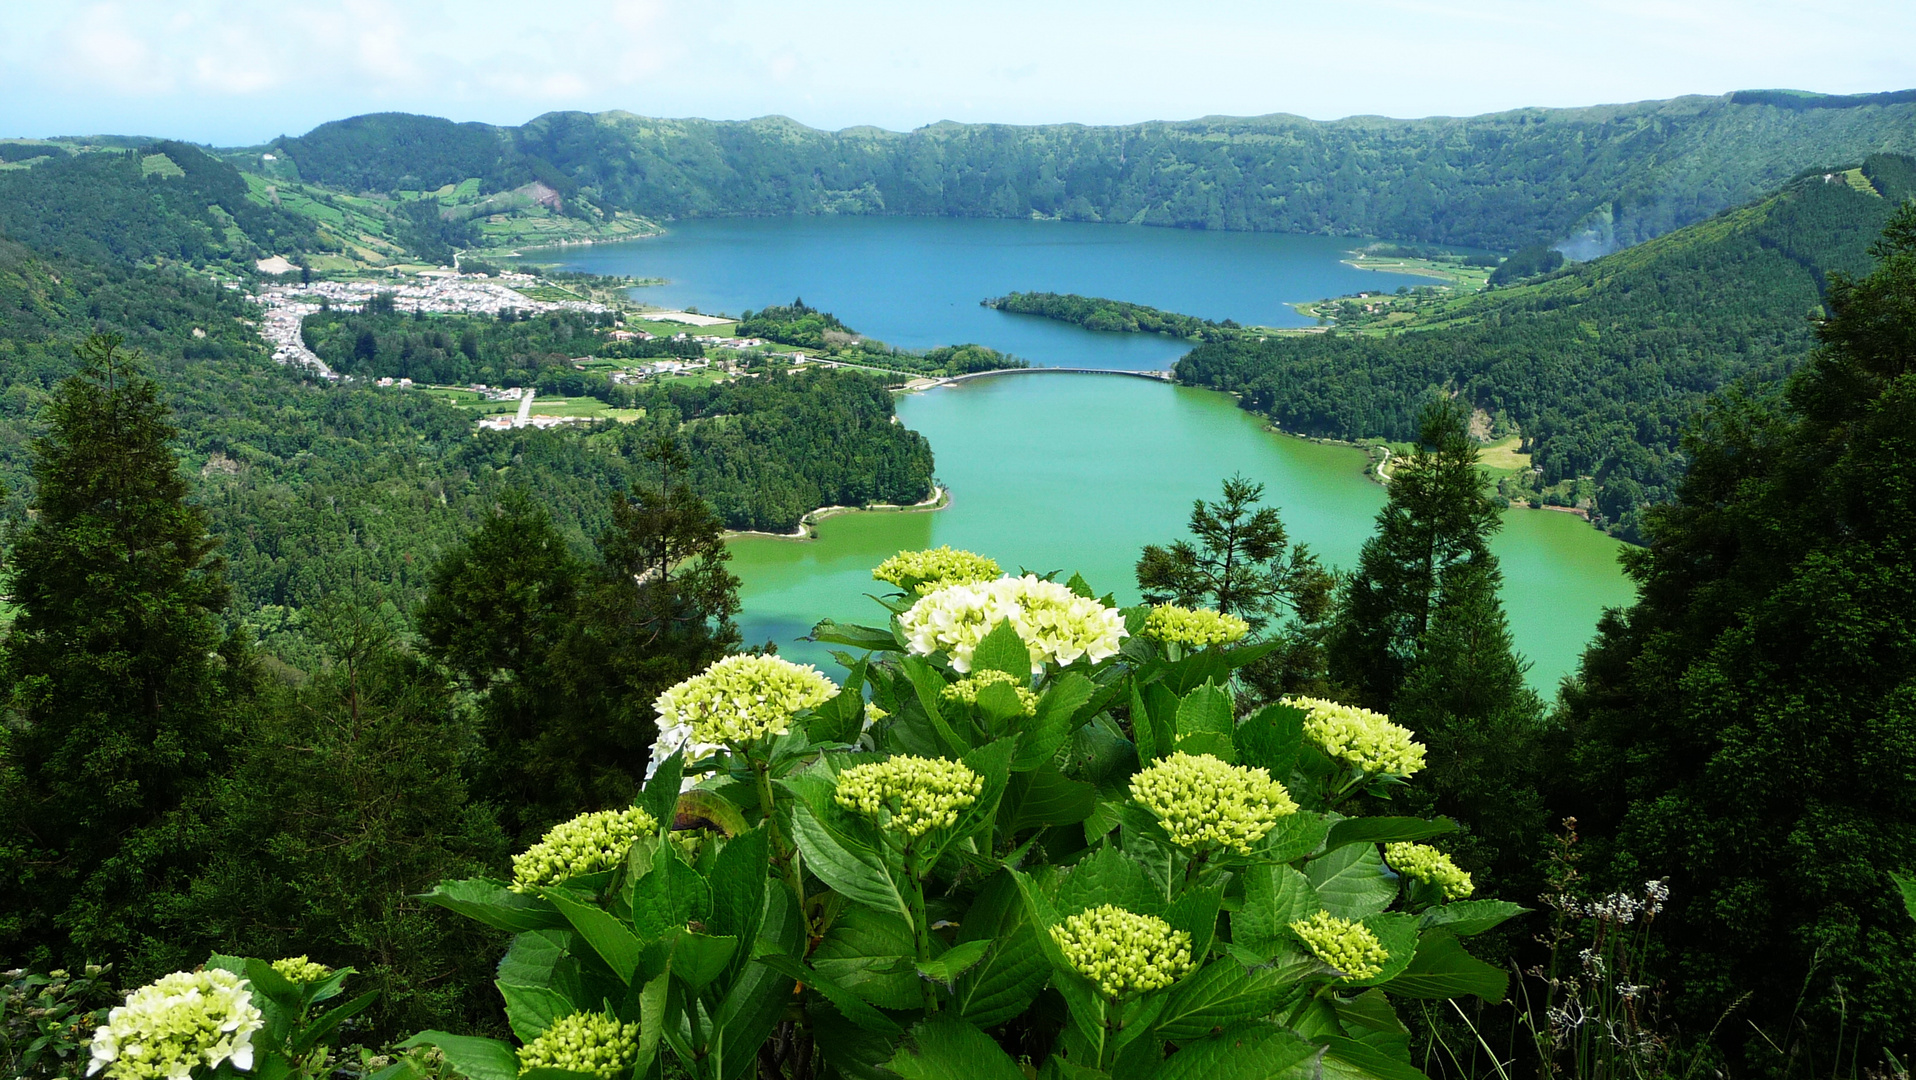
<box><xmin>276</xmin><ymin>92</ymin><xmax>1916</xmax><ymax>251</ymax></box>
<box><xmin>0</xmin><ymin>241</ymin><xmax>933</xmax><ymax>659</ymax></box>
<box><xmin>1174</xmin><ymin>155</ymin><xmax>1916</xmax><ymax>539</ymax></box>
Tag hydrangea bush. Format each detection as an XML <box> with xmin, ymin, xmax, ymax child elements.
<box><xmin>412</xmin><ymin>549</ymin><xmax>1523</xmax><ymax>1080</ymax></box>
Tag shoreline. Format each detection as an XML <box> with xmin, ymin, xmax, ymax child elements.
<box><xmin>723</xmin><ymin>484</ymin><xmax>950</xmax><ymax>542</ymax></box>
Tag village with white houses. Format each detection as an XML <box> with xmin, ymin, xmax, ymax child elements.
<box><xmin>245</xmin><ymin>261</ymin><xmax>813</xmax><ymax>431</ymax></box>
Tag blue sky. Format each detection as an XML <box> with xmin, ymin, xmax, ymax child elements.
<box><xmin>2</xmin><ymin>0</ymin><xmax>1912</xmax><ymax>144</ymax></box>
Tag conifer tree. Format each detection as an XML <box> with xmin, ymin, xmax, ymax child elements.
<box><xmin>0</xmin><ymin>335</ymin><xmax>235</xmax><ymax>970</ymax></box>
<box><xmin>1327</xmin><ymin>400</ymin><xmax>1504</xmax><ymax>709</ymax></box>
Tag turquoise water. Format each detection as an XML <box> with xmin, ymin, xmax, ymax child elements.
<box><xmin>541</xmin><ymin>217</ymin><xmax>1636</xmax><ymax>692</ymax></box>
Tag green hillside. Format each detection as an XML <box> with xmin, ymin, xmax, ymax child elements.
<box><xmin>1173</xmin><ymin>154</ymin><xmax>1916</xmax><ymax>539</ymax></box>
<box><xmin>275</xmin><ymin>92</ymin><xmax>1916</xmax><ymax>252</ymax></box>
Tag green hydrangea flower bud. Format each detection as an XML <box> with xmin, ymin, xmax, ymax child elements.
<box><xmin>873</xmin><ymin>546</ymin><xmax>1002</xmax><ymax>595</ymax></box>
<box><xmin>511</xmin><ymin>807</ymin><xmax>657</xmax><ymax>893</ymax></box>
<box><xmin>1384</xmin><ymin>842</ymin><xmax>1474</xmax><ymax>900</ymax></box>
<box><xmin>941</xmin><ymin>669</ymin><xmax>1039</xmax><ymax>715</ymax></box>
<box><xmin>834</xmin><ymin>755</ymin><xmax>982</xmax><ymax>840</ymax></box>
<box><xmin>1285</xmin><ymin>696</ymin><xmax>1427</xmax><ymax>778</ymax></box>
<box><xmin>1130</xmin><ymin>752</ymin><xmax>1298</xmax><ymax>855</ymax></box>
<box><xmin>654</xmin><ymin>654</ymin><xmax>839</xmax><ymax>752</ymax></box>
<box><xmin>1050</xmin><ymin>905</ymin><xmax>1194</xmax><ymax>1000</ymax></box>
<box><xmin>88</xmin><ymin>969</ymin><xmax>265</xmax><ymax>1080</ymax></box>
<box><xmin>1290</xmin><ymin>911</ymin><xmax>1390</xmax><ymax>981</ymax></box>
<box><xmin>269</xmin><ymin>956</ymin><xmax>332</xmax><ymax>983</ymax></box>
<box><xmin>1142</xmin><ymin>604</ymin><xmax>1251</xmax><ymax>648</ymax></box>
<box><xmin>516</xmin><ymin>1011</ymin><xmax>640</xmax><ymax>1080</ymax></box>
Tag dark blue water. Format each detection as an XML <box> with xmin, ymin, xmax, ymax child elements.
<box><xmin>546</xmin><ymin>216</ymin><xmax>1427</xmax><ymax>369</ymax></box>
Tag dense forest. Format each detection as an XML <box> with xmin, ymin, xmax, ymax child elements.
<box><xmin>985</xmin><ymin>292</ymin><xmax>1241</xmax><ymax>340</ymax></box>
<box><xmin>275</xmin><ymin>94</ymin><xmax>1916</xmax><ymax>252</ymax></box>
<box><xmin>734</xmin><ymin>298</ymin><xmax>1028</xmax><ymax>376</ymax></box>
<box><xmin>1176</xmin><ymin>154</ymin><xmax>1916</xmax><ymax>539</ymax></box>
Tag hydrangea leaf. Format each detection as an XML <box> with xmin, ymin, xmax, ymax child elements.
<box><xmin>1318</xmin><ymin>1035</ymin><xmax>1433</xmax><ymax>1080</ymax></box>
<box><xmin>396</xmin><ymin>1032</ymin><xmax>519</xmax><ymax>1080</ymax></box>
<box><xmin>914</xmin><ymin>939</ymin><xmax>990</xmax><ymax>986</ymax></box>
<box><xmin>1234</xmin><ymin>864</ymin><xmax>1322</xmax><ymax>957</ymax></box>
<box><xmin>1258</xmin><ymin>811</ymin><xmax>1331</xmax><ymax>863</ymax></box>
<box><xmin>1413</xmin><ymin>899</ymin><xmax>1526</xmax><ymax>938</ymax></box>
<box><xmin>812</xmin><ymin>905</ymin><xmax>921</xmax><ymax>1010</ymax></box>
<box><xmin>1344</xmin><ymin>913</ymin><xmax>1422</xmax><ymax>987</ymax></box>
<box><xmin>1305</xmin><ymin>843</ymin><xmax>1396</xmax><ymax>919</ymax></box>
<box><xmin>809</xmin><ymin>618</ymin><xmax>903</xmax><ymax>653</ymax></box>
<box><xmin>807</xmin><ymin>658</ymin><xmax>871</xmax><ymax>745</ymax></box>
<box><xmin>706</xmin><ymin>825</ymin><xmax>770</xmax><ymax>963</ymax></box>
<box><xmin>419</xmin><ymin>878</ymin><xmax>567</xmax><ymax>934</ymax></box>
<box><xmin>971</xmin><ymin>619</ymin><xmax>1035</xmax><ymax>679</ymax></box>
<box><xmin>1154</xmin><ymin>956</ymin><xmax>1316</xmax><ymax>1043</ymax></box>
<box><xmin>628</xmin><ymin>845</ymin><xmax>712</xmax><ymax>940</ymax></box>
<box><xmin>547</xmin><ymin>891</ymin><xmax>647</xmax><ymax>985</ymax></box>
<box><xmin>1172</xmin><ymin>681</ymin><xmax>1235</xmax><ymax>763</ymax></box>
<box><xmin>1145</xmin><ymin>1021</ymin><xmax>1319</xmax><ymax>1080</ymax></box>
<box><xmin>1376</xmin><ymin>930</ymin><xmax>1507</xmax><ymax>1002</ymax></box>
<box><xmin>497</xmin><ymin>980</ymin><xmax>573</xmax><ymax>1043</ymax></box>
<box><xmin>1055</xmin><ymin>846</ymin><xmax>1163</xmax><ymax>917</ymax></box>
<box><xmin>1332</xmin><ymin>988</ymin><xmax>1411</xmax><ymax>1061</ymax></box>
<box><xmin>1015</xmin><ymin>672</ymin><xmax>1096</xmax><ymax>770</ymax></box>
<box><xmin>953</xmin><ymin>887</ymin><xmax>1051</xmax><ymax>1029</ymax></box>
<box><xmin>754</xmin><ymin>952</ymin><xmax>903</xmax><ymax>1036</ymax></box>
<box><xmin>886</xmin><ymin>1014</ymin><xmax>1027</xmax><ymax>1080</ymax></box>
<box><xmin>663</xmin><ymin>930</ymin><xmax>738</xmax><ymax>992</ymax></box>
<box><xmin>1001</xmin><ymin>764</ymin><xmax>1098</xmax><ymax>833</ymax></box>
<box><xmin>1235</xmin><ymin>703</ymin><xmax>1305</xmax><ymax>777</ymax></box>
<box><xmin>1323</xmin><ymin>816</ymin><xmax>1458</xmax><ymax>852</ymax></box>
<box><xmin>788</xmin><ymin>797</ymin><xmax>910</xmax><ymax>921</ymax></box>
<box><xmin>806</xmin><ymin>997</ymin><xmax>905</xmax><ymax>1080</ymax></box>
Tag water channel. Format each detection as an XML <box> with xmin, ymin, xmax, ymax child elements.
<box><xmin>545</xmin><ymin>216</ymin><xmax>1638</xmax><ymax>693</ymax></box>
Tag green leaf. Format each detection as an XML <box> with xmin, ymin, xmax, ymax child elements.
<box><xmin>915</xmin><ymin>939</ymin><xmax>990</xmax><ymax>985</ymax></box>
<box><xmin>811</xmin><ymin>619</ymin><xmax>900</xmax><ymax>652</ymax></box>
<box><xmin>789</xmin><ymin>797</ymin><xmax>910</xmax><ymax>920</ymax></box>
<box><xmin>1306</xmin><ymin>844</ymin><xmax>1396</xmax><ymax>919</ymax></box>
<box><xmin>972</xmin><ymin>619</ymin><xmax>1035</xmax><ymax>679</ymax></box>
<box><xmin>954</xmin><ymin>872</ymin><xmax>1052</xmax><ymax>1027</ymax></box>
<box><xmin>975</xmin><ymin>679</ymin><xmax>1030</xmax><ymax>732</ymax></box>
<box><xmin>1132</xmin><ymin>681</ymin><xmax>1162</xmax><ymax>764</ymax></box>
<box><xmin>1346</xmin><ymin>914</ymin><xmax>1422</xmax><ymax>987</ymax></box>
<box><xmin>1146</xmin><ymin>1022</ymin><xmax>1318</xmax><ymax>1080</ymax></box>
<box><xmin>1332</xmin><ymin>989</ymin><xmax>1410</xmax><ymax>1060</ymax></box>
<box><xmin>291</xmin><ymin>989</ymin><xmax>379</xmax><ymax>1057</ymax></box>
<box><xmin>1139</xmin><ymin>682</ymin><xmax>1180</xmax><ymax>764</ymax></box>
<box><xmin>1234</xmin><ymin>703</ymin><xmax>1304</xmax><ymax>777</ymax></box>
<box><xmin>1016</xmin><ymin>672</ymin><xmax>1097</xmax><ymax>770</ymax></box>
<box><xmin>419</xmin><ymin>879</ymin><xmax>565</xmax><ymax>934</ymax></box>
<box><xmin>672</xmin><ymin>789</ymin><xmax>748</xmax><ymax>838</ymax></box>
<box><xmin>1163</xmin><ymin>649</ymin><xmax>1233</xmax><ymax>696</ymax></box>
<box><xmin>812</xmin><ymin>905</ymin><xmax>922</xmax><ymax>1010</ymax></box>
<box><xmin>1417</xmin><ymin>900</ymin><xmax>1528</xmax><ymax>938</ymax></box>
<box><xmin>495</xmin><ymin>930</ymin><xmax>582</xmax><ymax>999</ymax></box>
<box><xmin>638</xmin><ymin>752</ymin><xmax>683</xmax><ymax>830</ymax></box>
<box><xmin>629</xmin><ymin>844</ymin><xmax>712</xmax><ymax>939</ymax></box>
<box><xmin>940</xmin><ymin>737</ymin><xmax>1017</xmax><ymax>855</ymax></box>
<box><xmin>498</xmin><ymin>981</ymin><xmax>573</xmax><ymax>1043</ymax></box>
<box><xmin>1154</xmin><ymin>959</ymin><xmax>1312</xmax><ymax>1043</ymax></box>
<box><xmin>1233</xmin><ymin>864</ymin><xmax>1321</xmax><ymax>956</ymax></box>
<box><xmin>1003</xmin><ymin>765</ymin><xmax>1098</xmax><ymax>833</ymax></box>
<box><xmin>1065</xmin><ymin>572</ymin><xmax>1098</xmax><ymax>599</ymax></box>
<box><xmin>707</xmin><ymin>825</ymin><xmax>770</xmax><ymax>955</ymax></box>
<box><xmin>1318</xmin><ymin>1035</ymin><xmax>1432</xmax><ymax>1080</ymax></box>
<box><xmin>1260</xmin><ymin>812</ymin><xmax>1330</xmax><ymax>863</ymax></box>
<box><xmin>807</xmin><ymin>999</ymin><xmax>904</xmax><ymax>1080</ymax></box>
<box><xmin>755</xmin><ymin>952</ymin><xmax>903</xmax><ymax>1036</ymax></box>
<box><xmin>546</xmin><ymin>891</ymin><xmax>646</xmax><ymax>985</ymax></box>
<box><xmin>1165</xmin><ymin>883</ymin><xmax>1225</xmax><ymax>963</ymax></box>
<box><xmin>903</xmin><ymin>656</ymin><xmax>970</xmax><ymax>756</ymax></box>
<box><xmin>1377</xmin><ymin>931</ymin><xmax>1507</xmax><ymax>1002</ymax></box>
<box><xmin>809</xmin><ymin>661</ymin><xmax>871</xmax><ymax>744</ymax></box>
<box><xmin>714</xmin><ymin>887</ymin><xmax>804</xmax><ymax>1066</ymax></box>
<box><xmin>241</xmin><ymin>957</ymin><xmax>304</xmax><ymax>1014</ymax></box>
<box><xmin>396</xmin><ymin>1032</ymin><xmax>519</xmax><ymax>1080</ymax></box>
<box><xmin>663</xmin><ymin>930</ymin><xmax>738</xmax><ymax>992</ymax></box>
<box><xmin>1893</xmin><ymin>872</ymin><xmax>1916</xmax><ymax>924</ymax></box>
<box><xmin>1056</xmin><ymin>846</ymin><xmax>1163</xmax><ymax>917</ymax></box>
<box><xmin>1323</xmin><ymin>817</ymin><xmax>1458</xmax><ymax>852</ymax></box>
<box><xmin>886</xmin><ymin>1014</ymin><xmax>1029</xmax><ymax>1080</ymax></box>
<box><xmin>1173</xmin><ymin>681</ymin><xmax>1235</xmax><ymax>762</ymax></box>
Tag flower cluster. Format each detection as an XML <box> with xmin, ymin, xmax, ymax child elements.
<box><xmin>516</xmin><ymin>1011</ymin><xmax>640</xmax><ymax>1080</ymax></box>
<box><xmin>1384</xmin><ymin>842</ymin><xmax>1474</xmax><ymax>900</ymax></box>
<box><xmin>88</xmin><ymin>969</ymin><xmax>264</xmax><ymax>1080</ymax></box>
<box><xmin>1142</xmin><ymin>604</ymin><xmax>1251</xmax><ymax>648</ymax></box>
<box><xmin>834</xmin><ymin>755</ymin><xmax>982</xmax><ymax>839</ymax></box>
<box><xmin>269</xmin><ymin>956</ymin><xmax>331</xmax><ymax>984</ymax></box>
<box><xmin>941</xmin><ymin>669</ymin><xmax>1039</xmax><ymax>715</ymax></box>
<box><xmin>1285</xmin><ymin>696</ymin><xmax>1427</xmax><ymax>778</ymax></box>
<box><xmin>1290</xmin><ymin>911</ymin><xmax>1390</xmax><ymax>981</ymax></box>
<box><xmin>872</xmin><ymin>546</ymin><xmax>1002</xmax><ymax>595</ymax></box>
<box><xmin>1129</xmin><ymin>752</ymin><xmax>1298</xmax><ymax>855</ymax></box>
<box><xmin>1287</xmin><ymin>911</ymin><xmax>1394</xmax><ymax>980</ymax></box>
<box><xmin>653</xmin><ymin>655</ymin><xmax>840</xmax><ymax>762</ymax></box>
<box><xmin>1050</xmin><ymin>905</ymin><xmax>1194</xmax><ymax>1000</ymax></box>
<box><xmin>900</xmin><ymin>575</ymin><xmax>1127</xmax><ymax>673</ymax></box>
<box><xmin>511</xmin><ymin>807</ymin><xmax>657</xmax><ymax>893</ymax></box>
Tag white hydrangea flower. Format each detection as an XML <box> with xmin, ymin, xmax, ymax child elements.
<box><xmin>88</xmin><ymin>969</ymin><xmax>264</xmax><ymax>1080</ymax></box>
<box><xmin>898</xmin><ymin>575</ymin><xmax>1127</xmax><ymax>673</ymax></box>
<box><xmin>649</xmin><ymin>654</ymin><xmax>840</xmax><ymax>787</ymax></box>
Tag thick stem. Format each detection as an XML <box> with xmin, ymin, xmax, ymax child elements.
<box><xmin>903</xmin><ymin>850</ymin><xmax>938</xmax><ymax>1013</ymax></box>
<box><xmin>754</xmin><ymin>759</ymin><xmax>806</xmax><ymax>914</ymax></box>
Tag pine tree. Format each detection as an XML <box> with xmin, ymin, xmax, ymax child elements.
<box><xmin>1327</xmin><ymin>400</ymin><xmax>1505</xmax><ymax>710</ymax></box>
<box><xmin>0</xmin><ymin>335</ymin><xmax>235</xmax><ymax>971</ymax></box>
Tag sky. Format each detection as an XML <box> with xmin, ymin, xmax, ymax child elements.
<box><xmin>1</xmin><ymin>0</ymin><xmax>1912</xmax><ymax>145</ymax></box>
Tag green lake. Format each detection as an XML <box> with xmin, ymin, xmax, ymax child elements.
<box><xmin>546</xmin><ymin>216</ymin><xmax>1638</xmax><ymax>692</ymax></box>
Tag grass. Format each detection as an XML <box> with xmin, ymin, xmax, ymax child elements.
<box><xmin>1477</xmin><ymin>436</ymin><xmax>1532</xmax><ymax>472</ymax></box>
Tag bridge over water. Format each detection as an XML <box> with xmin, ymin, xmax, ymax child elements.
<box><xmin>939</xmin><ymin>366</ymin><xmax>1173</xmax><ymax>384</ymax></box>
